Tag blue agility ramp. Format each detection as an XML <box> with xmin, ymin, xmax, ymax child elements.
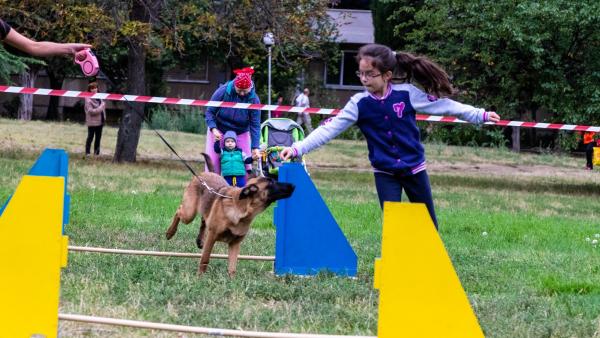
<box><xmin>274</xmin><ymin>163</ymin><xmax>357</xmax><ymax>276</ymax></box>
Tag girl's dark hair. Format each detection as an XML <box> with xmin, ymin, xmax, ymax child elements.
<box><xmin>87</xmin><ymin>82</ymin><xmax>98</xmax><ymax>91</ymax></box>
<box><xmin>356</xmin><ymin>43</ymin><xmax>454</xmax><ymax>97</ymax></box>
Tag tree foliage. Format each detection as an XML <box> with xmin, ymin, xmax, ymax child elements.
<box><xmin>384</xmin><ymin>0</ymin><xmax>600</xmax><ymax>125</ymax></box>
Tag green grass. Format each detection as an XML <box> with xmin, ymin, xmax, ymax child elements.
<box><xmin>1</xmin><ymin>119</ymin><xmax>600</xmax><ymax>337</ymax></box>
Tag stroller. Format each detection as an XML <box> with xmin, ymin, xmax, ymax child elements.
<box><xmin>259</xmin><ymin>118</ymin><xmax>306</xmax><ymax>178</ymax></box>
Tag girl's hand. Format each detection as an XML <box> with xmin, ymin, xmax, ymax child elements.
<box><xmin>280</xmin><ymin>147</ymin><xmax>295</xmax><ymax>161</ymax></box>
<box><xmin>487</xmin><ymin>111</ymin><xmax>500</xmax><ymax>122</ymax></box>
<box><xmin>211</xmin><ymin>128</ymin><xmax>223</xmax><ymax>140</ymax></box>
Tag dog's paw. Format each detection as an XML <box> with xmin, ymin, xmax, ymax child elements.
<box><xmin>165</xmin><ymin>229</ymin><xmax>175</xmax><ymax>240</ymax></box>
<box><xmin>196</xmin><ymin>238</ymin><xmax>204</xmax><ymax>249</ymax></box>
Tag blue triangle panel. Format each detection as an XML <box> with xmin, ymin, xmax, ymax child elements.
<box><xmin>274</xmin><ymin>163</ymin><xmax>357</xmax><ymax>276</ymax></box>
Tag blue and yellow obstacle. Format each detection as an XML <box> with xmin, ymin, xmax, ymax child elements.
<box><xmin>0</xmin><ymin>150</ymin><xmax>485</xmax><ymax>337</ymax></box>
<box><xmin>0</xmin><ymin>149</ymin><xmax>70</xmax><ymax>338</ymax></box>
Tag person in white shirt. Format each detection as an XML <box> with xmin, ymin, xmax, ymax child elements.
<box><xmin>295</xmin><ymin>87</ymin><xmax>313</xmax><ymax>134</ymax></box>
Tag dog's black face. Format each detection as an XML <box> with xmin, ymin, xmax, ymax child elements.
<box><xmin>240</xmin><ymin>176</ymin><xmax>295</xmax><ymax>207</ymax></box>
<box><xmin>265</xmin><ymin>178</ymin><xmax>295</xmax><ymax>204</ymax></box>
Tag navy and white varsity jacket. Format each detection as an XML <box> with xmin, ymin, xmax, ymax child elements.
<box><xmin>292</xmin><ymin>83</ymin><xmax>490</xmax><ymax>175</ymax></box>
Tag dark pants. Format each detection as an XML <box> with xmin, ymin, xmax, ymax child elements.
<box><xmin>585</xmin><ymin>142</ymin><xmax>594</xmax><ymax>169</ymax></box>
<box><xmin>374</xmin><ymin>170</ymin><xmax>438</xmax><ymax>229</ymax></box>
<box><xmin>224</xmin><ymin>175</ymin><xmax>246</xmax><ymax>187</ymax></box>
<box><xmin>85</xmin><ymin>125</ymin><xmax>103</xmax><ymax>155</ymax></box>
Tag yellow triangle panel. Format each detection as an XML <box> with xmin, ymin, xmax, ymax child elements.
<box><xmin>0</xmin><ymin>176</ymin><xmax>67</xmax><ymax>338</ymax></box>
<box><xmin>374</xmin><ymin>202</ymin><xmax>484</xmax><ymax>338</ymax></box>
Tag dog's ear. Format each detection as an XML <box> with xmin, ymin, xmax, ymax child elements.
<box><xmin>240</xmin><ymin>184</ymin><xmax>259</xmax><ymax>199</ymax></box>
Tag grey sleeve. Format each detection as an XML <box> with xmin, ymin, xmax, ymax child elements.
<box><xmin>292</xmin><ymin>98</ymin><xmax>359</xmax><ymax>156</ymax></box>
<box><xmin>406</xmin><ymin>84</ymin><xmax>488</xmax><ymax>124</ymax></box>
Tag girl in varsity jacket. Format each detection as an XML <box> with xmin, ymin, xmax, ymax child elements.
<box><xmin>281</xmin><ymin>43</ymin><xmax>500</xmax><ymax>228</ymax></box>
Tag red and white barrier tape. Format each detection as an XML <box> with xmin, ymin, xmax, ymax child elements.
<box><xmin>2</xmin><ymin>85</ymin><xmax>599</xmax><ymax>132</ymax></box>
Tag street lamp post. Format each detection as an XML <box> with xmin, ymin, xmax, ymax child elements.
<box><xmin>263</xmin><ymin>32</ymin><xmax>274</xmax><ymax>119</ymax></box>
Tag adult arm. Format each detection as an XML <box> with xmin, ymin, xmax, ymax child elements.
<box><xmin>248</xmin><ymin>96</ymin><xmax>261</xmax><ymax>149</ymax></box>
<box><xmin>4</xmin><ymin>28</ymin><xmax>91</xmax><ymax>57</ymax></box>
<box><xmin>205</xmin><ymin>85</ymin><xmax>226</xmax><ymax>131</ymax></box>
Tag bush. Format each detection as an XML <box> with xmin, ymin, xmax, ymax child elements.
<box><xmin>483</xmin><ymin>129</ymin><xmax>508</xmax><ymax>148</ymax></box>
<box><xmin>556</xmin><ymin>131</ymin><xmax>580</xmax><ymax>153</ymax></box>
<box><xmin>423</xmin><ymin>124</ymin><xmax>487</xmax><ymax>146</ymax></box>
<box><xmin>145</xmin><ymin>105</ymin><xmax>205</xmax><ymax>134</ymax></box>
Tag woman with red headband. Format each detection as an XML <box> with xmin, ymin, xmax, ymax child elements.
<box><xmin>204</xmin><ymin>67</ymin><xmax>262</xmax><ymax>174</ymax></box>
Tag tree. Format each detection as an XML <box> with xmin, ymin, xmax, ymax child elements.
<box><xmin>371</xmin><ymin>0</ymin><xmax>423</xmax><ymax>50</ymax></box>
<box><xmin>0</xmin><ymin>0</ymin><xmax>114</xmax><ymax>120</ymax></box>
<box><xmin>113</xmin><ymin>0</ymin><xmax>162</xmax><ymax>163</ymax></box>
<box><xmin>111</xmin><ymin>0</ymin><xmax>338</xmax><ymax>163</ymax></box>
<box><xmin>386</xmin><ymin>0</ymin><xmax>600</xmax><ymax>148</ymax></box>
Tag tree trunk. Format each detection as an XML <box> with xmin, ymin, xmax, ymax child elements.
<box><xmin>113</xmin><ymin>0</ymin><xmax>162</xmax><ymax>163</ymax></box>
<box><xmin>18</xmin><ymin>67</ymin><xmax>40</xmax><ymax>120</ymax></box>
<box><xmin>46</xmin><ymin>71</ymin><xmax>65</xmax><ymax>121</ymax></box>
<box><xmin>113</xmin><ymin>41</ymin><xmax>145</xmax><ymax>163</ymax></box>
<box><xmin>511</xmin><ymin>127</ymin><xmax>521</xmax><ymax>152</ymax></box>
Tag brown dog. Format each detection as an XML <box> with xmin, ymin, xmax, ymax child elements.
<box><xmin>166</xmin><ymin>155</ymin><xmax>294</xmax><ymax>277</ymax></box>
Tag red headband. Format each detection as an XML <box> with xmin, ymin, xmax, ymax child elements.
<box><xmin>233</xmin><ymin>67</ymin><xmax>254</xmax><ymax>90</ymax></box>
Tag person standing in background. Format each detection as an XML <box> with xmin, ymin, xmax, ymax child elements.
<box><xmin>84</xmin><ymin>82</ymin><xmax>106</xmax><ymax>157</ymax></box>
<box><xmin>295</xmin><ymin>87</ymin><xmax>313</xmax><ymax>134</ymax></box>
<box><xmin>583</xmin><ymin>131</ymin><xmax>596</xmax><ymax>170</ymax></box>
<box><xmin>204</xmin><ymin>67</ymin><xmax>261</xmax><ymax>174</ymax></box>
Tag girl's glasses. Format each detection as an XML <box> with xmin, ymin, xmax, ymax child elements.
<box><xmin>355</xmin><ymin>71</ymin><xmax>382</xmax><ymax>80</ymax></box>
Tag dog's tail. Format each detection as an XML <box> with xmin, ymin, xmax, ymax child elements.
<box><xmin>201</xmin><ymin>152</ymin><xmax>215</xmax><ymax>173</ymax></box>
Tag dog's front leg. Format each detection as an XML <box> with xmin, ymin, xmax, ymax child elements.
<box><xmin>227</xmin><ymin>238</ymin><xmax>243</xmax><ymax>278</ymax></box>
<box><xmin>198</xmin><ymin>230</ymin><xmax>217</xmax><ymax>276</ymax></box>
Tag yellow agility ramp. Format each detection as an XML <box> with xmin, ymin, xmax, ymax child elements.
<box><xmin>374</xmin><ymin>202</ymin><xmax>484</xmax><ymax>338</ymax></box>
<box><xmin>0</xmin><ymin>149</ymin><xmax>69</xmax><ymax>338</ymax></box>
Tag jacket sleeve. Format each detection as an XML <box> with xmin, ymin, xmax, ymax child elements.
<box><xmin>406</xmin><ymin>84</ymin><xmax>488</xmax><ymax>124</ymax></box>
<box><xmin>292</xmin><ymin>97</ymin><xmax>359</xmax><ymax>156</ymax></box>
<box><xmin>205</xmin><ymin>86</ymin><xmax>226</xmax><ymax>130</ymax></box>
<box><xmin>84</xmin><ymin>98</ymin><xmax>104</xmax><ymax>115</ymax></box>
<box><xmin>213</xmin><ymin>140</ymin><xmax>221</xmax><ymax>154</ymax></box>
<box><xmin>249</xmin><ymin>96</ymin><xmax>261</xmax><ymax>149</ymax></box>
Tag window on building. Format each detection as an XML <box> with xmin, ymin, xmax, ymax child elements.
<box><xmin>165</xmin><ymin>56</ymin><xmax>209</xmax><ymax>83</ymax></box>
<box><xmin>325</xmin><ymin>50</ymin><xmax>362</xmax><ymax>89</ymax></box>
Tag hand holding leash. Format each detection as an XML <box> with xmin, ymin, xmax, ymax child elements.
<box><xmin>211</xmin><ymin>128</ymin><xmax>223</xmax><ymax>141</ymax></box>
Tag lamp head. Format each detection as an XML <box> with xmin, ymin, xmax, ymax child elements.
<box><xmin>263</xmin><ymin>32</ymin><xmax>275</xmax><ymax>47</ymax></box>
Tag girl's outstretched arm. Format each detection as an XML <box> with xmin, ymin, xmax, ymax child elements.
<box><xmin>404</xmin><ymin>83</ymin><xmax>500</xmax><ymax>124</ymax></box>
<box><xmin>283</xmin><ymin>96</ymin><xmax>361</xmax><ymax>160</ymax></box>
